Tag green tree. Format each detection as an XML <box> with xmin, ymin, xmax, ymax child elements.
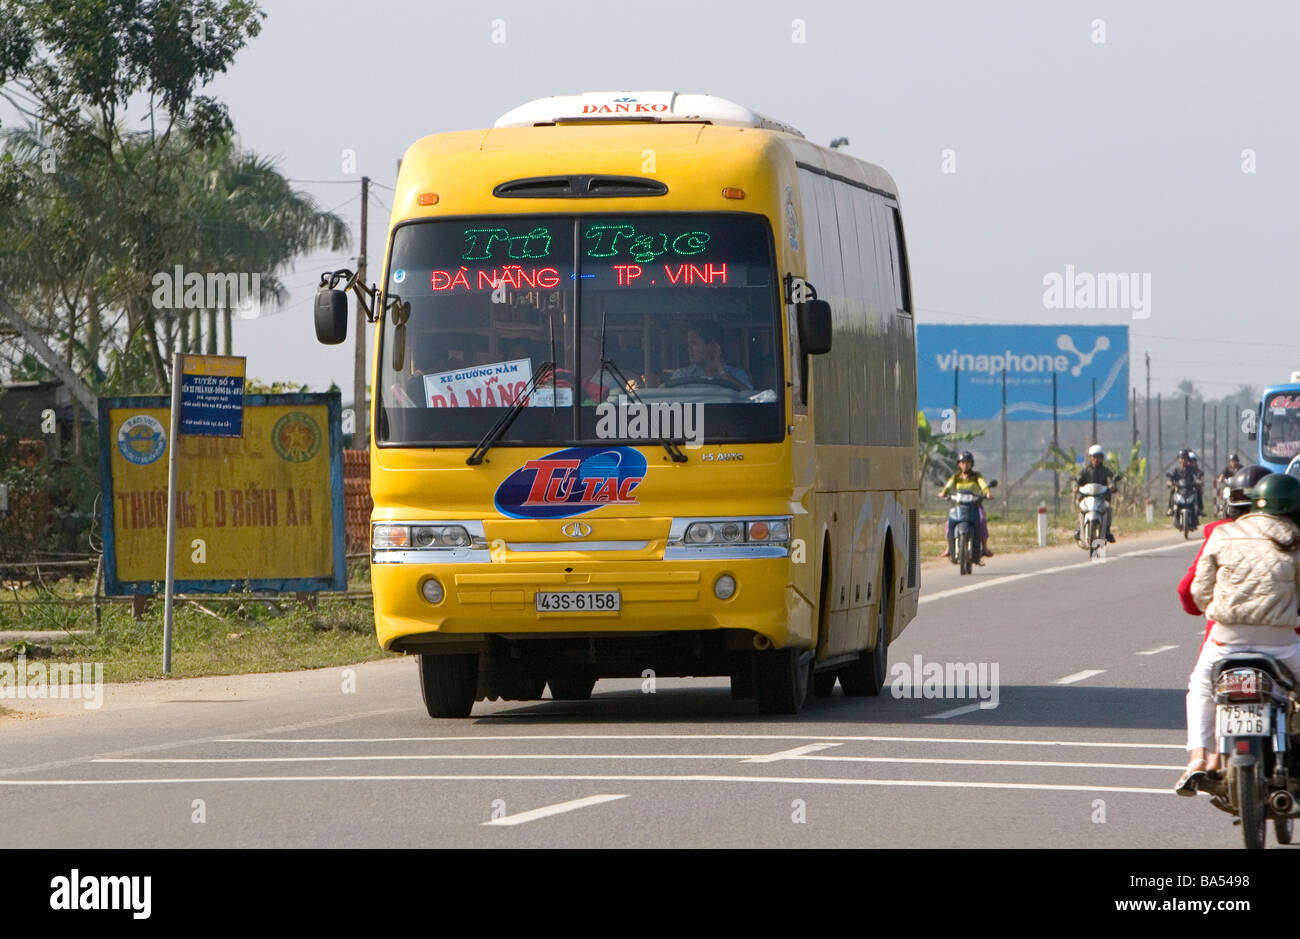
<box><xmin>918</xmin><ymin>411</ymin><xmax>985</xmax><ymax>489</ymax></box>
<box><xmin>0</xmin><ymin>0</ymin><xmax>267</xmax><ymax>398</ymax></box>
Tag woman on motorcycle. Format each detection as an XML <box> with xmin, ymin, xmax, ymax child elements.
<box><xmin>938</xmin><ymin>451</ymin><xmax>993</xmax><ymax>560</ymax></box>
<box><xmin>1175</xmin><ymin>473</ymin><xmax>1300</xmax><ymax>794</ymax></box>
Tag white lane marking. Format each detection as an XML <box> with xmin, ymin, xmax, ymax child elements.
<box><xmin>741</xmin><ymin>742</ymin><xmax>841</xmax><ymax>763</ymax></box>
<box><xmin>97</xmin><ymin>753</ymin><xmax>1178</xmax><ymax>771</ymax></box>
<box><xmin>799</xmin><ymin>756</ymin><xmax>1177</xmax><ymax>770</ymax></box>
<box><xmin>919</xmin><ymin>540</ymin><xmax>1195</xmax><ymax>604</ymax></box>
<box><xmin>218</xmin><ymin>733</ymin><xmax>1184</xmax><ymax>749</ymax></box>
<box><xmin>1136</xmin><ymin>645</ymin><xmax>1179</xmax><ymax>656</ymax></box>
<box><xmin>481</xmin><ymin>794</ymin><xmax>626</xmax><ymax>826</ymax></box>
<box><xmin>98</xmin><ymin>754</ymin><xmax>771</xmax><ymax>764</ymax></box>
<box><xmin>0</xmin><ymin>773</ymin><xmax>1175</xmax><ymax>795</ymax></box>
<box><xmin>925</xmin><ymin>702</ymin><xmax>991</xmax><ymax>719</ymax></box>
<box><xmin>1055</xmin><ymin>669</ymin><xmax>1106</xmax><ymax>685</ymax></box>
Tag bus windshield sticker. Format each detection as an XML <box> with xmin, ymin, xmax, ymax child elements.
<box><xmin>423</xmin><ymin>358</ymin><xmax>534</xmax><ymax>408</ymax></box>
<box><xmin>494</xmin><ymin>446</ymin><xmax>648</xmax><ymax>519</ymax></box>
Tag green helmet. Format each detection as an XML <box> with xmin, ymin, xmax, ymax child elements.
<box><xmin>1249</xmin><ymin>473</ymin><xmax>1300</xmax><ymax>516</ymax></box>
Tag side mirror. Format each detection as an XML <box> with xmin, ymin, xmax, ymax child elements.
<box><xmin>314</xmin><ymin>288</ymin><xmax>349</xmax><ymax>345</ymax></box>
<box><xmin>797</xmin><ymin>299</ymin><xmax>832</xmax><ymax>355</ymax></box>
<box><xmin>988</xmin><ymin>480</ymin><xmax>999</xmax><ymax>488</ymax></box>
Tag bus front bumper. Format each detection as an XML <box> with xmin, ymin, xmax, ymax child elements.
<box><xmin>371</xmin><ymin>558</ymin><xmax>809</xmax><ymax>652</ymax></box>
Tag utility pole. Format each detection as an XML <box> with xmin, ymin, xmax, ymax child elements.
<box><xmin>1091</xmin><ymin>377</ymin><xmax>1098</xmax><ymax>447</ymax></box>
<box><xmin>1201</xmin><ymin>400</ymin><xmax>1206</xmax><ymax>459</ymax></box>
<box><xmin>1213</xmin><ymin>404</ymin><xmax>1218</xmax><ymax>474</ymax></box>
<box><xmin>1157</xmin><ymin>392</ymin><xmax>1164</xmax><ymax>480</ymax></box>
<box><xmin>1131</xmin><ymin>387</ymin><xmax>1138</xmax><ymax>446</ymax></box>
<box><xmin>1001</xmin><ymin>368</ymin><xmax>1008</xmax><ymax>518</ymax></box>
<box><xmin>1144</xmin><ymin>353</ymin><xmax>1151</xmax><ymax>495</ymax></box>
<box><xmin>1052</xmin><ymin>371</ymin><xmax>1060</xmax><ymax>515</ymax></box>
<box><xmin>353</xmin><ymin>175</ymin><xmax>370</xmax><ymax>449</ymax></box>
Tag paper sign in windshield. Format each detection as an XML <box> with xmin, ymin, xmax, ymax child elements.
<box><xmin>421</xmin><ymin>358</ymin><xmax>572</xmax><ymax>408</ymax></box>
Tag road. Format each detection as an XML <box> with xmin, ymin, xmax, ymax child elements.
<box><xmin>0</xmin><ymin>530</ymin><xmax>1262</xmax><ymax>848</ymax></box>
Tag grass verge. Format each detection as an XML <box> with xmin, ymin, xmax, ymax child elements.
<box><xmin>920</xmin><ymin>508</ymin><xmax>1183</xmax><ymax>559</ymax></box>
<box><xmin>0</xmin><ymin>563</ymin><xmax>393</xmax><ymax>683</ymax></box>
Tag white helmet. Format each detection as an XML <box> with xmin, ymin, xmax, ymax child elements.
<box><xmin>1088</xmin><ymin>444</ymin><xmax>1104</xmax><ymax>457</ymax></box>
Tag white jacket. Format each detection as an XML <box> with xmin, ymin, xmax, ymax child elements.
<box><xmin>1191</xmin><ymin>513</ymin><xmax>1300</xmax><ymax>645</ymax></box>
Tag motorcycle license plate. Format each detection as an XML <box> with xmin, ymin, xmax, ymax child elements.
<box><xmin>1216</xmin><ymin>704</ymin><xmax>1270</xmax><ymax>736</ymax></box>
<box><xmin>535</xmin><ymin>591</ymin><xmax>620</xmax><ymax>612</ymax></box>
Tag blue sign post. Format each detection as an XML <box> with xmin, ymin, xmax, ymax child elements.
<box><xmin>179</xmin><ymin>354</ymin><xmax>246</xmax><ymax>437</ymax></box>
<box><xmin>918</xmin><ymin>325</ymin><xmax>1129</xmax><ymax>422</ymax></box>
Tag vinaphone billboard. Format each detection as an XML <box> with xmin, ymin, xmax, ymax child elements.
<box><xmin>98</xmin><ymin>393</ymin><xmax>345</xmax><ymax>594</ymax></box>
<box><xmin>917</xmin><ymin>325</ymin><xmax>1129</xmax><ymax>422</ymax></box>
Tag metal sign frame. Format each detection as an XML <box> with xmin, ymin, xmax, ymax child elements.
<box><xmin>97</xmin><ymin>392</ymin><xmax>347</xmax><ymax>595</ymax></box>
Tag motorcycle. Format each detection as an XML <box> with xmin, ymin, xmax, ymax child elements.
<box><xmin>1075</xmin><ymin>482</ymin><xmax>1111</xmax><ymax>558</ymax></box>
<box><xmin>1206</xmin><ymin>653</ymin><xmax>1298</xmax><ymax>849</ymax></box>
<box><xmin>945</xmin><ymin>480</ymin><xmax>996</xmax><ymax>576</ymax></box>
<box><xmin>1172</xmin><ymin>480</ymin><xmax>1200</xmax><ymax>538</ymax></box>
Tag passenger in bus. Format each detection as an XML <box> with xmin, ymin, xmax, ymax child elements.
<box><xmin>670</xmin><ymin>320</ymin><xmax>752</xmax><ymax>391</ymax></box>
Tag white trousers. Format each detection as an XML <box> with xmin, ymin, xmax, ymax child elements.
<box><xmin>1185</xmin><ymin>638</ymin><xmax>1300</xmax><ymax>751</ymax></box>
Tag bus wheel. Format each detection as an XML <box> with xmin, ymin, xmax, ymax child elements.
<box><xmin>754</xmin><ymin>647</ymin><xmax>811</xmax><ymax>715</ymax></box>
<box><xmin>418</xmin><ymin>653</ymin><xmax>479</xmax><ymax>718</ymax></box>
<box><xmin>840</xmin><ymin>555</ymin><xmax>893</xmax><ymax>697</ymax></box>
<box><xmin>548</xmin><ymin>676</ymin><xmax>596</xmax><ymax>700</ymax></box>
<box><xmin>812</xmin><ymin>671</ymin><xmax>837</xmax><ymax>697</ymax></box>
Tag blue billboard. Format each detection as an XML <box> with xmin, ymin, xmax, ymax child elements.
<box><xmin>918</xmin><ymin>325</ymin><xmax>1128</xmax><ymax>422</ymax></box>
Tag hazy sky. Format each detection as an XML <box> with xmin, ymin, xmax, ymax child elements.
<box><xmin>203</xmin><ymin>0</ymin><xmax>1300</xmax><ymax>400</ymax></box>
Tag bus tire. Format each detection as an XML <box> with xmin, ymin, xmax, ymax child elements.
<box><xmin>418</xmin><ymin>653</ymin><xmax>479</xmax><ymax>718</ymax></box>
<box><xmin>812</xmin><ymin>671</ymin><xmax>837</xmax><ymax>697</ymax></box>
<box><xmin>840</xmin><ymin>551</ymin><xmax>893</xmax><ymax>697</ymax></box>
<box><xmin>548</xmin><ymin>676</ymin><xmax>596</xmax><ymax>700</ymax></box>
<box><xmin>754</xmin><ymin>647</ymin><xmax>810</xmax><ymax>714</ymax></box>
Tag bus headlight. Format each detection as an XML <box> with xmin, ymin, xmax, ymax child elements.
<box><xmin>683</xmin><ymin>519</ymin><xmax>790</xmax><ymax>546</ymax></box>
<box><xmin>374</xmin><ymin>523</ymin><xmax>473</xmax><ymax>549</ymax></box>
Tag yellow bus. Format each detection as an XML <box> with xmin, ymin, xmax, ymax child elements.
<box><xmin>315</xmin><ymin>91</ymin><xmax>919</xmax><ymax>716</ymax></box>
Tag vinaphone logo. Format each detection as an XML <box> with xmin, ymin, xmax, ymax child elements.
<box><xmin>494</xmin><ymin>447</ymin><xmax>647</xmax><ymax>520</ymax></box>
<box><xmin>934</xmin><ymin>332</ymin><xmax>1111</xmax><ymax>377</ymax></box>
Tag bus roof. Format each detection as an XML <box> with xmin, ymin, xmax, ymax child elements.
<box><xmin>495</xmin><ymin>91</ymin><xmax>805</xmax><ymax>137</ymax></box>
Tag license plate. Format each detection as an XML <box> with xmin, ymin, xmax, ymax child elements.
<box><xmin>534</xmin><ymin>591</ymin><xmax>621</xmax><ymax>612</ymax></box>
<box><xmin>1217</xmin><ymin>704</ymin><xmax>1271</xmax><ymax>736</ymax></box>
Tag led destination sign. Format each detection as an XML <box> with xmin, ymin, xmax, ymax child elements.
<box><xmin>421</xmin><ymin>220</ymin><xmax>752</xmax><ymax>293</ymax></box>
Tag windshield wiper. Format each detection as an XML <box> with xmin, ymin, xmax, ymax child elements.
<box><xmin>466</xmin><ymin>361</ymin><xmax>556</xmax><ymax>466</ymax></box>
<box><xmin>595</xmin><ymin>310</ymin><xmax>686</xmax><ymax>463</ymax></box>
<box><xmin>601</xmin><ymin>355</ymin><xmax>687</xmax><ymax>463</ymax></box>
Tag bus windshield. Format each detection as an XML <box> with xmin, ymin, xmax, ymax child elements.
<box><xmin>375</xmin><ymin>213</ymin><xmax>782</xmax><ymax>447</ymax></box>
<box><xmin>1261</xmin><ymin>390</ymin><xmax>1300</xmax><ymax>464</ymax></box>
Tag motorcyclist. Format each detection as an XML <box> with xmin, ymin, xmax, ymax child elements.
<box><xmin>1216</xmin><ymin>453</ymin><xmax>1242</xmax><ymax>489</ymax></box>
<box><xmin>1072</xmin><ymin>444</ymin><xmax>1119</xmax><ymax>543</ymax></box>
<box><xmin>1175</xmin><ymin>473</ymin><xmax>1300</xmax><ymax>795</ymax></box>
<box><xmin>1166</xmin><ymin>448</ymin><xmax>1203</xmax><ymax>520</ymax></box>
<box><xmin>938</xmin><ymin>451</ymin><xmax>993</xmax><ymax>561</ymax></box>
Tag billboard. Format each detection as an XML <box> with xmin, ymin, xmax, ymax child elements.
<box><xmin>98</xmin><ymin>393</ymin><xmax>345</xmax><ymax>595</ymax></box>
<box><xmin>918</xmin><ymin>325</ymin><xmax>1129</xmax><ymax>422</ymax></box>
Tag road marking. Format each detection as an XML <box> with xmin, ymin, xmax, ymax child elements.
<box><xmin>1055</xmin><ymin>669</ymin><xmax>1106</xmax><ymax>684</ymax></box>
<box><xmin>218</xmin><ymin>733</ymin><xmax>1184</xmax><ymax>749</ymax></box>
<box><xmin>741</xmin><ymin>742</ymin><xmax>841</xmax><ymax>763</ymax></box>
<box><xmin>0</xmin><ymin>773</ymin><xmax>1175</xmax><ymax>795</ymax></box>
<box><xmin>799</xmin><ymin>756</ymin><xmax>1177</xmax><ymax>770</ymax></box>
<box><xmin>919</xmin><ymin>540</ymin><xmax>1195</xmax><ymax>604</ymax></box>
<box><xmin>925</xmin><ymin>702</ymin><xmax>993</xmax><ymax>719</ymax></box>
<box><xmin>96</xmin><ymin>753</ymin><xmax>1178</xmax><ymax>771</ymax></box>
<box><xmin>1136</xmin><ymin>645</ymin><xmax>1179</xmax><ymax>656</ymax></box>
<box><xmin>481</xmin><ymin>794</ymin><xmax>626</xmax><ymax>826</ymax></box>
